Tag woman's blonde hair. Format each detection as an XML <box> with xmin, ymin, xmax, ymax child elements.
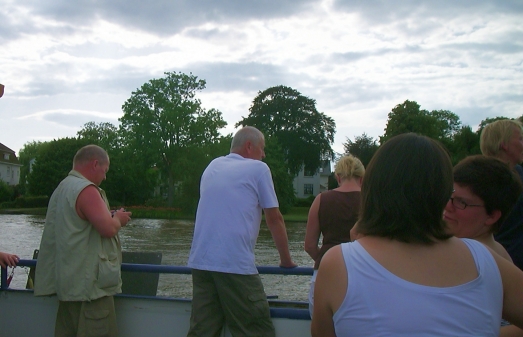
<box><xmin>480</xmin><ymin>119</ymin><xmax>523</xmax><ymax>157</ymax></box>
<box><xmin>334</xmin><ymin>155</ymin><xmax>365</xmax><ymax>181</ymax></box>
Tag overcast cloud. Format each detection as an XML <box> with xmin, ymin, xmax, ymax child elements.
<box><xmin>1</xmin><ymin>0</ymin><xmax>522</xmax><ymax>155</ymax></box>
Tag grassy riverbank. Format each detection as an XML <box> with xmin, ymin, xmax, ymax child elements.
<box><xmin>0</xmin><ymin>206</ymin><xmax>310</xmax><ymax>222</ymax></box>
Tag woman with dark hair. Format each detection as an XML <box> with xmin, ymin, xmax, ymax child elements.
<box><xmin>311</xmin><ymin>133</ymin><xmax>523</xmax><ymax>337</ymax></box>
<box><xmin>445</xmin><ymin>155</ymin><xmax>522</xmax><ymax>261</ymax></box>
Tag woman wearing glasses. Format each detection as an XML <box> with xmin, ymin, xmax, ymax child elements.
<box><xmin>311</xmin><ymin>133</ymin><xmax>523</xmax><ymax>337</ymax></box>
<box><xmin>444</xmin><ymin>155</ymin><xmax>523</xmax><ymax>336</ymax></box>
<box><xmin>444</xmin><ymin>155</ymin><xmax>521</xmax><ymax>262</ymax></box>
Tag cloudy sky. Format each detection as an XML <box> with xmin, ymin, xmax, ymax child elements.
<box><xmin>1</xmin><ymin>0</ymin><xmax>522</xmax><ymax>156</ymax></box>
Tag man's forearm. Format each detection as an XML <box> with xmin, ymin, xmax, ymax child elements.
<box><xmin>270</xmin><ymin>222</ymin><xmax>293</xmax><ymax>265</ymax></box>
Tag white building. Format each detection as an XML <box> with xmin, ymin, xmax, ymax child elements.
<box><xmin>0</xmin><ymin>143</ymin><xmax>22</xmax><ymax>186</ymax></box>
<box><xmin>293</xmin><ymin>160</ymin><xmax>331</xmax><ymax>198</ymax></box>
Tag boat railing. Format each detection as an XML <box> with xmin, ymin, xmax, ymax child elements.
<box><xmin>1</xmin><ymin>259</ymin><xmax>314</xmax><ymax>320</ymax></box>
<box><xmin>2</xmin><ymin>259</ymin><xmax>314</xmax><ymax>289</ymax></box>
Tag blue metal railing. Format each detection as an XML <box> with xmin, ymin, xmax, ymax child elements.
<box><xmin>1</xmin><ymin>259</ymin><xmax>314</xmax><ymax>290</ymax></box>
<box><xmin>1</xmin><ymin>259</ymin><xmax>313</xmax><ymax>321</ymax></box>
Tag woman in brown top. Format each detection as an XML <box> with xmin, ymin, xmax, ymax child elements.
<box><xmin>304</xmin><ymin>154</ymin><xmax>365</xmax><ymax>317</ymax></box>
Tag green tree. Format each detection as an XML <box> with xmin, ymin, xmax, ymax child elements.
<box><xmin>448</xmin><ymin>125</ymin><xmax>481</xmax><ymax>164</ymax></box>
<box><xmin>120</xmin><ymin>71</ymin><xmax>227</xmax><ymax>208</ymax></box>
<box><xmin>173</xmin><ymin>135</ymin><xmax>232</xmax><ymax>214</ymax></box>
<box><xmin>431</xmin><ymin>110</ymin><xmax>461</xmax><ymax>140</ymax></box>
<box><xmin>0</xmin><ymin>180</ymin><xmax>15</xmax><ymax>203</ymax></box>
<box><xmin>236</xmin><ymin>85</ymin><xmax>336</xmax><ymax>176</ymax></box>
<box><xmin>76</xmin><ymin>121</ymin><xmax>142</xmax><ymax>205</ymax></box>
<box><xmin>328</xmin><ymin>172</ymin><xmax>338</xmax><ymax>190</ymax></box>
<box><xmin>380</xmin><ymin>100</ymin><xmax>461</xmax><ymax>148</ymax></box>
<box><xmin>343</xmin><ymin>133</ymin><xmax>379</xmax><ymax>167</ymax></box>
<box><xmin>28</xmin><ymin>137</ymin><xmax>89</xmax><ymax>197</ymax></box>
<box><xmin>263</xmin><ymin>137</ymin><xmax>296</xmax><ymax>213</ymax></box>
<box><xmin>477</xmin><ymin>116</ymin><xmax>510</xmax><ymax>134</ymax></box>
<box><xmin>77</xmin><ymin>122</ymin><xmax>120</xmax><ymax>152</ymax></box>
<box><xmin>18</xmin><ymin>140</ymin><xmax>46</xmax><ymax>195</ymax></box>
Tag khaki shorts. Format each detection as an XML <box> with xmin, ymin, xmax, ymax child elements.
<box><xmin>187</xmin><ymin>269</ymin><xmax>275</xmax><ymax>337</ymax></box>
<box><xmin>55</xmin><ymin>296</ymin><xmax>118</xmax><ymax>337</ymax></box>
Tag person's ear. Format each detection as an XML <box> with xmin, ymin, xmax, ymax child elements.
<box><xmin>485</xmin><ymin>209</ymin><xmax>502</xmax><ymax>227</ymax></box>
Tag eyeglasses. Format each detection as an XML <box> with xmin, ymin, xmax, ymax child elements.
<box><xmin>449</xmin><ymin>197</ymin><xmax>485</xmax><ymax>210</ymax></box>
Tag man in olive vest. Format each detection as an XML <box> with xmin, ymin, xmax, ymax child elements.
<box><xmin>35</xmin><ymin>145</ymin><xmax>132</xmax><ymax>337</ymax></box>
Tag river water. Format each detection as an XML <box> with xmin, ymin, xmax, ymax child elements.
<box><xmin>0</xmin><ymin>214</ymin><xmax>313</xmax><ymax>302</ymax></box>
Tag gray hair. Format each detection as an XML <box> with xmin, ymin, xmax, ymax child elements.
<box><xmin>230</xmin><ymin>126</ymin><xmax>265</xmax><ymax>152</ymax></box>
<box><xmin>480</xmin><ymin>119</ymin><xmax>523</xmax><ymax>158</ymax></box>
<box><xmin>73</xmin><ymin>145</ymin><xmax>109</xmax><ymax>167</ymax></box>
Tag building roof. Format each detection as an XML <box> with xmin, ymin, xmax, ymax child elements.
<box><xmin>0</xmin><ymin>143</ymin><xmax>21</xmax><ymax>165</ymax></box>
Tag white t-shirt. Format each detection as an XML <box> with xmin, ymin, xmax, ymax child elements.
<box><xmin>188</xmin><ymin>153</ymin><xmax>279</xmax><ymax>275</ymax></box>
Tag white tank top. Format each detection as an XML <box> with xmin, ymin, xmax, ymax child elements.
<box><xmin>333</xmin><ymin>239</ymin><xmax>502</xmax><ymax>336</ymax></box>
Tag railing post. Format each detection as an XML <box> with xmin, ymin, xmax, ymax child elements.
<box><xmin>1</xmin><ymin>267</ymin><xmax>6</xmax><ymax>290</ymax></box>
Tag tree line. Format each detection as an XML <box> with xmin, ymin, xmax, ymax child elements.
<box><xmin>12</xmin><ymin>72</ymin><xmax>334</xmax><ymax>214</ymax></box>
<box><xmin>344</xmin><ymin>100</ymin><xmax>523</xmax><ymax>167</ymax></box>
<box><xmin>6</xmin><ymin>71</ymin><xmax>521</xmax><ymax>214</ymax></box>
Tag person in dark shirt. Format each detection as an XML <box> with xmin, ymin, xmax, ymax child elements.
<box><xmin>480</xmin><ymin>119</ymin><xmax>523</xmax><ymax>271</ymax></box>
<box><xmin>304</xmin><ymin>154</ymin><xmax>364</xmax><ymax>317</ymax></box>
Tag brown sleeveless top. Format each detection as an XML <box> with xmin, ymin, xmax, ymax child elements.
<box><xmin>314</xmin><ymin>190</ymin><xmax>361</xmax><ymax>269</ymax></box>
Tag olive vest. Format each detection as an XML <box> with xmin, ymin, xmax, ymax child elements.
<box><xmin>34</xmin><ymin>170</ymin><xmax>122</xmax><ymax>301</ymax></box>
